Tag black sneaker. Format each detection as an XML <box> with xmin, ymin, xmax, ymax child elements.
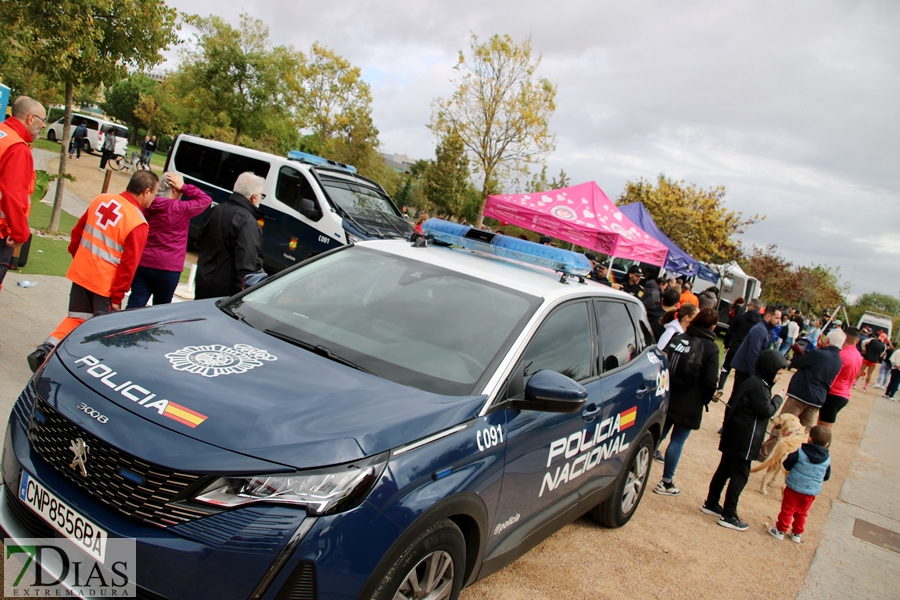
<box><xmin>718</xmin><ymin>514</ymin><xmax>749</xmax><ymax>531</ymax></box>
<box><xmin>653</xmin><ymin>480</ymin><xmax>680</xmax><ymax>496</ymax></box>
<box><xmin>27</xmin><ymin>349</ymin><xmax>46</xmax><ymax>374</ymax></box>
<box><xmin>700</xmin><ymin>502</ymin><xmax>724</xmax><ymax>516</ymax></box>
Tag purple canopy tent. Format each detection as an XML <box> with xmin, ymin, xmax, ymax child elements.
<box><xmin>483</xmin><ymin>181</ymin><xmax>668</xmax><ymax>266</ymax></box>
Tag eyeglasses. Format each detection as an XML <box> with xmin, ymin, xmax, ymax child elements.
<box><xmin>33</xmin><ymin>115</ymin><xmax>47</xmax><ymax>127</ymax></box>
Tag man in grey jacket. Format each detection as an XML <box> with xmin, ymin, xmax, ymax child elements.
<box><xmin>195</xmin><ymin>172</ymin><xmax>265</xmax><ymax>299</ymax></box>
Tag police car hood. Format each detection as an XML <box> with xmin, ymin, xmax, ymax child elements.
<box><xmin>56</xmin><ymin>301</ymin><xmax>486</xmax><ymax>469</ymax></box>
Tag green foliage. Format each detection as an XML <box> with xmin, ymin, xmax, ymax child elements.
<box><xmin>430</xmin><ymin>33</ymin><xmax>557</xmax><ymax>227</ymax></box>
<box><xmin>741</xmin><ymin>244</ymin><xmax>845</xmax><ymax>314</ymax></box>
<box><xmin>100</xmin><ymin>73</ymin><xmax>159</xmax><ymax>141</ymax></box>
<box><xmin>848</xmin><ymin>293</ymin><xmax>900</xmax><ymax>339</ymax></box>
<box><xmin>526</xmin><ymin>165</ymin><xmax>569</xmax><ymax>192</ymax></box>
<box><xmin>617</xmin><ymin>174</ymin><xmax>760</xmax><ymax>263</ymax></box>
<box><xmin>424</xmin><ymin>131</ymin><xmax>470</xmax><ymax>216</ymax></box>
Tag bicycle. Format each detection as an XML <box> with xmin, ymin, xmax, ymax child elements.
<box><xmin>109</xmin><ymin>151</ymin><xmax>152</xmax><ymax>172</ymax></box>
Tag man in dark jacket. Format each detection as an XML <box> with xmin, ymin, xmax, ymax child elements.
<box><xmin>718</xmin><ymin>298</ymin><xmax>763</xmax><ymax>389</ymax></box>
<box><xmin>703</xmin><ymin>350</ymin><xmax>787</xmax><ymax>531</ymax></box>
<box><xmin>195</xmin><ymin>172</ymin><xmax>265</xmax><ymax>299</ymax></box>
<box><xmin>728</xmin><ymin>306</ymin><xmax>782</xmax><ymax>400</ymax></box>
<box><xmin>759</xmin><ymin>329</ymin><xmax>845</xmax><ymax>459</ymax></box>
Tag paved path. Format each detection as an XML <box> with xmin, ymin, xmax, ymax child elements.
<box><xmin>33</xmin><ymin>148</ymin><xmax>91</xmax><ymax>215</ymax></box>
<box><xmin>797</xmin><ymin>396</ymin><xmax>900</xmax><ymax>599</ymax></box>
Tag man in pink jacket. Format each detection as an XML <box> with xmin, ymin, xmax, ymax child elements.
<box><xmin>126</xmin><ymin>172</ymin><xmax>212</xmax><ymax>307</ymax></box>
<box><xmin>818</xmin><ymin>326</ymin><xmax>863</xmax><ymax>428</ymax></box>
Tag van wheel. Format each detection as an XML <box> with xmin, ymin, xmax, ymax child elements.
<box><xmin>82</xmin><ymin>140</ymin><xmax>92</xmax><ymax>154</ymax></box>
<box><xmin>372</xmin><ymin>519</ymin><xmax>465</xmax><ymax>600</ymax></box>
<box><xmin>590</xmin><ymin>432</ymin><xmax>653</xmax><ymax>528</ymax></box>
<box><xmin>47</xmin><ymin>130</ymin><xmax>57</xmax><ymax>142</ymax></box>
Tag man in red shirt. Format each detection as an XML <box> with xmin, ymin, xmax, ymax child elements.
<box><xmin>0</xmin><ymin>96</ymin><xmax>46</xmax><ymax>290</ymax></box>
<box><xmin>27</xmin><ymin>171</ymin><xmax>158</xmax><ymax>372</ymax></box>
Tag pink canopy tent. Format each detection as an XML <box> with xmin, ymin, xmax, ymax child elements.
<box><xmin>483</xmin><ymin>181</ymin><xmax>669</xmax><ymax>266</ymax></box>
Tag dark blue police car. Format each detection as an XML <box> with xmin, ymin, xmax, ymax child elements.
<box><xmin>1</xmin><ymin>221</ymin><xmax>668</xmax><ymax>599</ymax></box>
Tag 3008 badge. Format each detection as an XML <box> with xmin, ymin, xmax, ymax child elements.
<box><xmin>77</xmin><ymin>402</ymin><xmax>109</xmax><ymax>424</ymax></box>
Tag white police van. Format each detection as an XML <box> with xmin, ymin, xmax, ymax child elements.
<box><xmin>165</xmin><ymin>134</ymin><xmax>413</xmax><ymax>273</ymax></box>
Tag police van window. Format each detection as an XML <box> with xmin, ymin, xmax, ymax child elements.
<box><xmin>276</xmin><ymin>166</ymin><xmax>317</xmax><ymax>214</ymax></box>
<box><xmin>626</xmin><ymin>302</ymin><xmax>656</xmax><ymax>349</ymax></box>
<box><xmin>319</xmin><ymin>177</ymin><xmax>397</xmax><ymax>217</ymax></box>
<box><xmin>174</xmin><ymin>141</ymin><xmax>270</xmax><ymax>191</ymax></box>
<box><xmin>596</xmin><ymin>301</ymin><xmax>638</xmax><ymax>372</ymax></box>
<box><xmin>522</xmin><ymin>302</ymin><xmax>593</xmax><ymax>384</ymax></box>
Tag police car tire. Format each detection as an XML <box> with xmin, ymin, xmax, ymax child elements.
<box><xmin>590</xmin><ymin>432</ymin><xmax>654</xmax><ymax>528</ymax></box>
<box><xmin>372</xmin><ymin>518</ymin><xmax>466</xmax><ymax>600</ymax></box>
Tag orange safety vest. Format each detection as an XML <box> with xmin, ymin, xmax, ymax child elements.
<box><xmin>67</xmin><ymin>194</ymin><xmax>146</xmax><ymax>297</ymax></box>
<box><xmin>0</xmin><ymin>120</ymin><xmax>36</xmax><ymax>238</ymax></box>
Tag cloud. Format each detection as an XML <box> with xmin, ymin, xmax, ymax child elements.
<box><xmin>167</xmin><ymin>0</ymin><xmax>900</xmax><ymax>298</ymax></box>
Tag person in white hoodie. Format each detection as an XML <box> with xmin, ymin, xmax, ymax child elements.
<box><xmin>657</xmin><ymin>302</ymin><xmax>700</xmax><ymax>350</ymax></box>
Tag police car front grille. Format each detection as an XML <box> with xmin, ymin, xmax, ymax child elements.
<box><xmin>27</xmin><ymin>396</ymin><xmax>216</xmax><ymax>528</ymax></box>
<box><xmin>12</xmin><ymin>383</ymin><xmax>37</xmax><ymax>429</ymax></box>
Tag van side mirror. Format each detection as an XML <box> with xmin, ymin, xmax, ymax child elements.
<box><xmin>299</xmin><ymin>198</ymin><xmax>320</xmax><ymax>221</ymax></box>
<box><xmin>509</xmin><ymin>370</ymin><xmax>587</xmax><ymax>413</ymax></box>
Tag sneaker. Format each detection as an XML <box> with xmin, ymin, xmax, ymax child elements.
<box><xmin>768</xmin><ymin>527</ymin><xmax>785</xmax><ymax>541</ymax></box>
<box><xmin>27</xmin><ymin>349</ymin><xmax>46</xmax><ymax>374</ymax></box>
<box><xmin>700</xmin><ymin>502</ymin><xmax>724</xmax><ymax>516</ymax></box>
<box><xmin>653</xmin><ymin>450</ymin><xmax>665</xmax><ymax>463</ymax></box>
<box><xmin>718</xmin><ymin>514</ymin><xmax>749</xmax><ymax>531</ymax></box>
<box><xmin>863</xmin><ymin>384</ymin><xmax>868</xmax><ymax>391</ymax></box>
<box><xmin>789</xmin><ymin>532</ymin><xmax>801</xmax><ymax>543</ymax></box>
<box><xmin>654</xmin><ymin>481</ymin><xmax>680</xmax><ymax>496</ymax></box>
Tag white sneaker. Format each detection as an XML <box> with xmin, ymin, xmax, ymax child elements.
<box><xmin>789</xmin><ymin>532</ymin><xmax>801</xmax><ymax>543</ymax></box>
<box><xmin>768</xmin><ymin>527</ymin><xmax>785</xmax><ymax>541</ymax></box>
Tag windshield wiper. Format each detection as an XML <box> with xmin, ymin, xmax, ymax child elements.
<box><xmin>371</xmin><ymin>210</ymin><xmax>412</xmax><ymax>237</ymax></box>
<box><xmin>221</xmin><ymin>304</ymin><xmax>250</xmax><ymax>325</ymax></box>
<box><xmin>264</xmin><ymin>329</ymin><xmax>370</xmax><ymax>373</ymax></box>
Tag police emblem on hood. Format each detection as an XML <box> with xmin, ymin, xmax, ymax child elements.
<box><xmin>165</xmin><ymin>344</ymin><xmax>277</xmax><ymax>378</ymax></box>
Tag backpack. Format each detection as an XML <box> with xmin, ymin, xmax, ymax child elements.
<box><xmin>665</xmin><ymin>332</ymin><xmax>704</xmax><ymax>388</ymax></box>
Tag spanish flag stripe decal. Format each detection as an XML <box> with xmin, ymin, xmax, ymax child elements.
<box><xmin>619</xmin><ymin>406</ymin><xmax>637</xmax><ymax>430</ymax></box>
<box><xmin>164</xmin><ymin>402</ymin><xmax>208</xmax><ymax>427</ymax></box>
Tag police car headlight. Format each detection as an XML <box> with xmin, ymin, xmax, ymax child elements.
<box><xmin>194</xmin><ymin>460</ymin><xmax>386</xmax><ymax>516</ymax></box>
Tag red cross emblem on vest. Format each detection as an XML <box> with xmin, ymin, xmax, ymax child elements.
<box><xmin>95</xmin><ymin>200</ymin><xmax>123</xmax><ymax>230</ymax></box>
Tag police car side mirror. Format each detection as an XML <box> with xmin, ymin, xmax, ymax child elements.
<box><xmin>299</xmin><ymin>198</ymin><xmax>320</xmax><ymax>221</ymax></box>
<box><xmin>512</xmin><ymin>370</ymin><xmax>587</xmax><ymax>413</ymax></box>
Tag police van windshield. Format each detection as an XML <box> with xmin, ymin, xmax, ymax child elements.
<box><xmin>319</xmin><ymin>177</ymin><xmax>410</xmax><ymax>236</ymax></box>
<box><xmin>229</xmin><ymin>246</ymin><xmax>539</xmax><ymax>396</ymax></box>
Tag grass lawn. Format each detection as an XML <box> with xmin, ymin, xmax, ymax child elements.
<box><xmin>16</xmin><ymin>202</ymin><xmax>80</xmax><ymax>277</ymax></box>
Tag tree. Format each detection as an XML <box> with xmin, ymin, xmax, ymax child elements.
<box><xmin>617</xmin><ymin>174</ymin><xmax>760</xmax><ymax>263</ymax></box>
<box><xmin>430</xmin><ymin>33</ymin><xmax>557</xmax><ymax>228</ymax></box>
<box><xmin>526</xmin><ymin>165</ymin><xmax>569</xmax><ymax>193</ymax></box>
<box><xmin>173</xmin><ymin>13</ymin><xmax>303</xmax><ymax>147</ymax></box>
<box><xmin>297</xmin><ymin>43</ymin><xmax>383</xmax><ymax>179</ymax></box>
<box><xmin>424</xmin><ymin>131</ymin><xmax>470</xmax><ymax>216</ymax></box>
<box><xmin>100</xmin><ymin>73</ymin><xmax>159</xmax><ymax>142</ymax></box>
<box><xmin>742</xmin><ymin>244</ymin><xmax>795</xmax><ymax>305</ymax></box>
<box><xmin>849</xmin><ymin>292</ymin><xmax>900</xmax><ymax>337</ymax></box>
<box><xmin>1</xmin><ymin>0</ymin><xmax>179</xmax><ymax>233</ymax></box>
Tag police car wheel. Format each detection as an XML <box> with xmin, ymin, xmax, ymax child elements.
<box><xmin>590</xmin><ymin>432</ymin><xmax>653</xmax><ymax>528</ymax></box>
<box><xmin>373</xmin><ymin>519</ymin><xmax>466</xmax><ymax>600</ymax></box>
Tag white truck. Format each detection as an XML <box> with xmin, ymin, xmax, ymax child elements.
<box><xmin>857</xmin><ymin>311</ymin><xmax>893</xmax><ymax>340</ymax></box>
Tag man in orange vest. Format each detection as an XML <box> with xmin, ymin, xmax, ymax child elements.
<box><xmin>680</xmin><ymin>280</ymin><xmax>700</xmax><ymax>307</ymax></box>
<box><xmin>27</xmin><ymin>170</ymin><xmax>158</xmax><ymax>372</ymax></box>
<box><xmin>0</xmin><ymin>96</ymin><xmax>45</xmax><ymax>290</ymax></box>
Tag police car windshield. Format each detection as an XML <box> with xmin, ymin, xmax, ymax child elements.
<box><xmin>230</xmin><ymin>246</ymin><xmax>540</xmax><ymax>396</ymax></box>
<box><xmin>320</xmin><ymin>178</ymin><xmax>408</xmax><ymax>233</ymax></box>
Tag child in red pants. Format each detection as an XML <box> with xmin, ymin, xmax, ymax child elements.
<box><xmin>769</xmin><ymin>425</ymin><xmax>831</xmax><ymax>543</ymax></box>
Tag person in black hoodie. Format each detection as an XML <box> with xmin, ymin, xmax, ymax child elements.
<box><xmin>195</xmin><ymin>172</ymin><xmax>265</xmax><ymax>299</ymax></box>
<box><xmin>703</xmin><ymin>349</ymin><xmax>787</xmax><ymax>531</ymax></box>
<box><xmin>653</xmin><ymin>308</ymin><xmax>720</xmax><ymax>496</ymax></box>
<box><xmin>718</xmin><ymin>297</ymin><xmax>763</xmax><ymax>389</ymax></box>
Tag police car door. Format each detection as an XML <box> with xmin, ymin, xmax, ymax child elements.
<box><xmin>593</xmin><ymin>300</ymin><xmax>653</xmax><ymax>479</ymax></box>
<box><xmin>262</xmin><ymin>166</ymin><xmax>333</xmax><ymax>272</ymax></box>
<box><xmin>491</xmin><ymin>300</ymin><xmax>602</xmax><ymax>550</ymax></box>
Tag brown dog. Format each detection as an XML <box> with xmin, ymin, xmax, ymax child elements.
<box><xmin>752</xmin><ymin>413</ymin><xmax>805</xmax><ymax>495</ymax></box>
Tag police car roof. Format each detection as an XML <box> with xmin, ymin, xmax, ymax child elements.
<box><xmin>358</xmin><ymin>239</ymin><xmax>642</xmax><ymax>304</ymax></box>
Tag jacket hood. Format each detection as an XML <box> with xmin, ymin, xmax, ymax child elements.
<box><xmin>755</xmin><ymin>349</ymin><xmax>788</xmax><ymax>386</ymax></box>
<box><xmin>686</xmin><ymin>324</ymin><xmax>716</xmax><ymax>341</ymax></box>
<box><xmin>801</xmin><ymin>443</ymin><xmax>830</xmax><ymax>463</ymax></box>
<box><xmin>55</xmin><ymin>301</ymin><xmax>486</xmax><ymax>469</ymax></box>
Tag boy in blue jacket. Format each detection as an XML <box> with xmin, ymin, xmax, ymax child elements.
<box><xmin>769</xmin><ymin>425</ymin><xmax>832</xmax><ymax>543</ymax></box>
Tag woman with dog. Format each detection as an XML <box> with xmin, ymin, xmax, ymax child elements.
<box><xmin>653</xmin><ymin>308</ymin><xmax>720</xmax><ymax>496</ymax></box>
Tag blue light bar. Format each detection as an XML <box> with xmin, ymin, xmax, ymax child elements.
<box><xmin>288</xmin><ymin>150</ymin><xmax>357</xmax><ymax>173</ymax></box>
<box><xmin>421</xmin><ymin>219</ymin><xmax>591</xmax><ymax>277</ymax></box>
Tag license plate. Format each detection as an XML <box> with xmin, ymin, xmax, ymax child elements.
<box><xmin>18</xmin><ymin>470</ymin><xmax>108</xmax><ymax>563</ymax></box>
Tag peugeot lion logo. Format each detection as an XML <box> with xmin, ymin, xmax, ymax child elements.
<box><xmin>69</xmin><ymin>437</ymin><xmax>89</xmax><ymax>477</ymax></box>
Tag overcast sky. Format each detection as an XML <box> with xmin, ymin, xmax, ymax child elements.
<box><xmin>169</xmin><ymin>0</ymin><xmax>899</xmax><ymax>302</ymax></box>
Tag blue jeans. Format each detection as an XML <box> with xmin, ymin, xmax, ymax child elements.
<box><xmin>662</xmin><ymin>423</ymin><xmax>692</xmax><ymax>482</ymax></box>
<box><xmin>877</xmin><ymin>362</ymin><xmax>891</xmax><ymax>387</ymax></box>
<box><xmin>779</xmin><ymin>337</ymin><xmax>794</xmax><ymax>355</ymax></box>
<box><xmin>126</xmin><ymin>266</ymin><xmax>181</xmax><ymax>308</ymax></box>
